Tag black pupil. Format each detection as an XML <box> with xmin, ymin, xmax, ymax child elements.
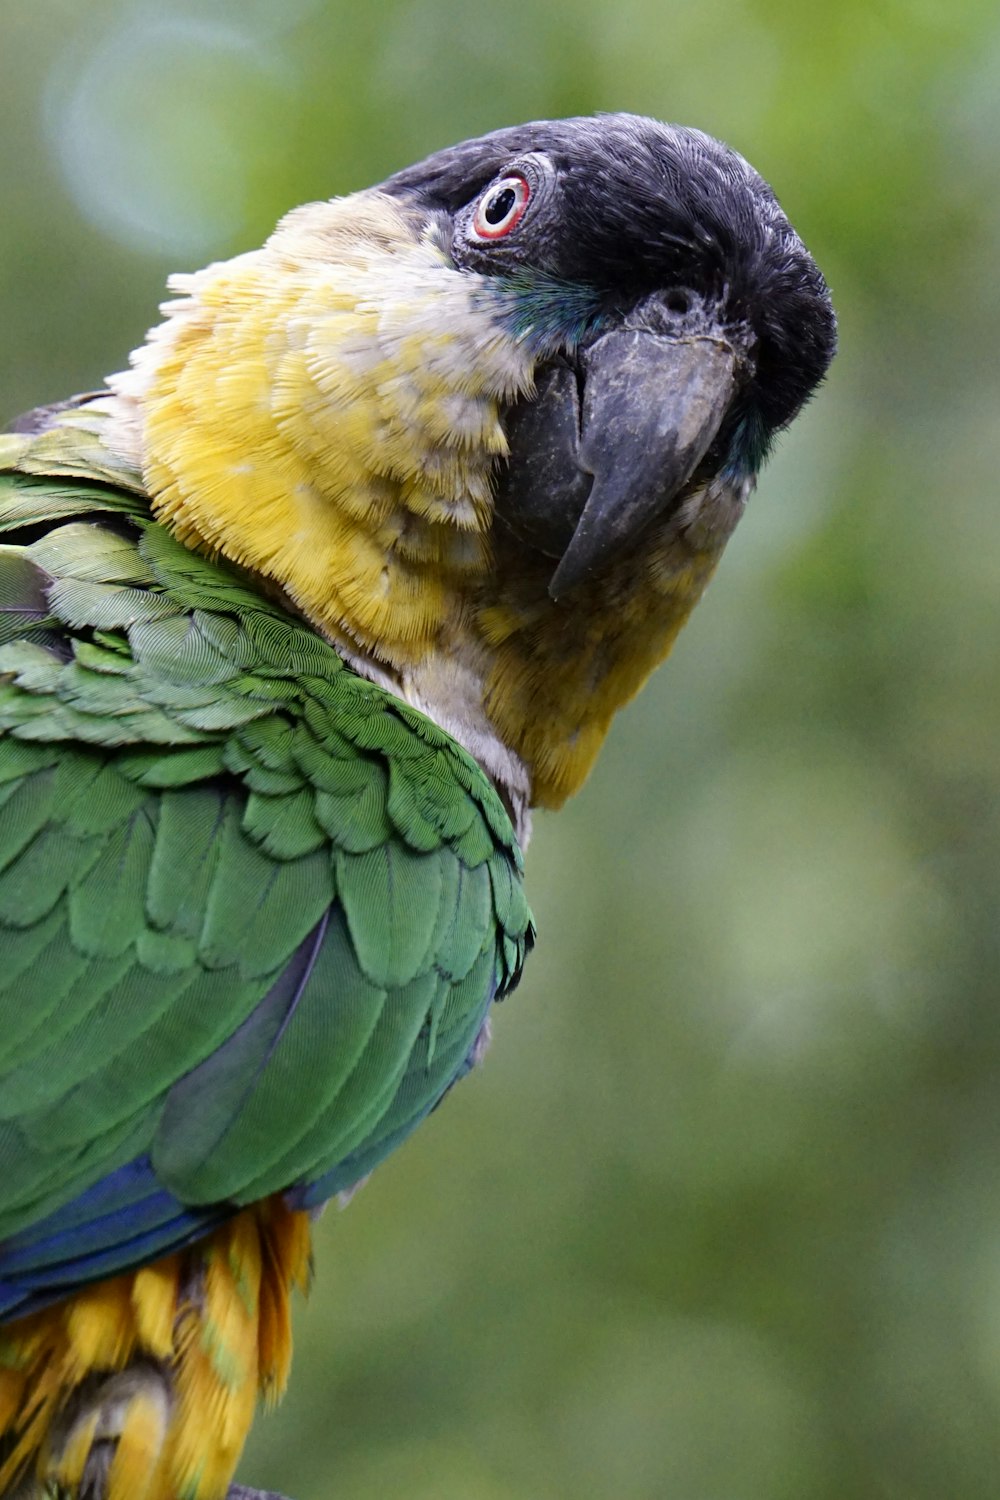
<box><xmin>485</xmin><ymin>185</ymin><xmax>517</xmax><ymax>225</ymax></box>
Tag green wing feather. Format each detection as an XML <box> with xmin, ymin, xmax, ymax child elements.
<box><xmin>0</xmin><ymin>413</ymin><xmax>533</xmax><ymax>1245</ymax></box>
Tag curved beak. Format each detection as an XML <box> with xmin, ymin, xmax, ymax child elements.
<box><xmin>494</xmin><ymin>328</ymin><xmax>737</xmax><ymax>600</ymax></box>
<box><xmin>548</xmin><ymin>330</ymin><xmax>736</xmax><ymax>598</ymax></box>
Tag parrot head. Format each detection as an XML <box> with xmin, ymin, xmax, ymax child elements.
<box><xmin>105</xmin><ymin>113</ymin><xmax>836</xmax><ymax>826</ymax></box>
<box><xmin>386</xmin><ymin>114</ymin><xmax>834</xmax><ymax>595</ymax></box>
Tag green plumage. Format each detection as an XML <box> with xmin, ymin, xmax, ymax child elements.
<box><xmin>0</xmin><ymin>421</ymin><xmax>533</xmax><ymax>1245</ymax></box>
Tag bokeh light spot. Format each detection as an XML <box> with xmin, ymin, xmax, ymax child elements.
<box><xmin>45</xmin><ymin>11</ymin><xmax>292</xmax><ymax>258</ymax></box>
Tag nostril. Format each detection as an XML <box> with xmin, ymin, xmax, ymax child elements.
<box><xmin>665</xmin><ymin>289</ymin><xmax>691</xmax><ymax>315</ymax></box>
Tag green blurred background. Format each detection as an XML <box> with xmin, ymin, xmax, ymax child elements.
<box><xmin>3</xmin><ymin>1</ymin><xmax>999</xmax><ymax>1495</ymax></box>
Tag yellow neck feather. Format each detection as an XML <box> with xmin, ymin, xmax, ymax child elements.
<box><xmin>116</xmin><ymin>194</ymin><xmax>533</xmax><ymax>662</ymax></box>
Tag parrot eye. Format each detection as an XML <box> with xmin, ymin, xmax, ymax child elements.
<box><xmin>472</xmin><ymin>174</ymin><xmax>531</xmax><ymax>239</ymax></box>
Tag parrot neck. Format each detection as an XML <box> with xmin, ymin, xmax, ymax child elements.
<box><xmin>103</xmin><ymin>193</ymin><xmax>742</xmax><ymax>817</ymax></box>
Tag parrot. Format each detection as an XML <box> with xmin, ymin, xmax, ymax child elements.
<box><xmin>0</xmin><ymin>113</ymin><xmax>835</xmax><ymax>1500</ymax></box>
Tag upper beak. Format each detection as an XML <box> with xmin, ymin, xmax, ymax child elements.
<box><xmin>494</xmin><ymin>328</ymin><xmax>737</xmax><ymax>600</ymax></box>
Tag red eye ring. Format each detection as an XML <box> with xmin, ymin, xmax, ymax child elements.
<box><xmin>472</xmin><ymin>173</ymin><xmax>530</xmax><ymax>240</ymax></box>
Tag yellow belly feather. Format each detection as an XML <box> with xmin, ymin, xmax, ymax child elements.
<box><xmin>0</xmin><ymin>1201</ymin><xmax>311</xmax><ymax>1500</ymax></box>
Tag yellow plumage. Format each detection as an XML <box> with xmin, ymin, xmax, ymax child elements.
<box><xmin>122</xmin><ymin>195</ymin><xmax>528</xmax><ymax>668</ymax></box>
<box><xmin>0</xmin><ymin>1201</ymin><xmax>311</xmax><ymax>1500</ymax></box>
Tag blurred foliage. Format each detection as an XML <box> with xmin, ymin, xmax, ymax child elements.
<box><xmin>2</xmin><ymin>0</ymin><xmax>999</xmax><ymax>1495</ymax></box>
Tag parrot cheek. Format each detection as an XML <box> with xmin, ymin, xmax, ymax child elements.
<box><xmin>492</xmin><ymin>360</ymin><xmax>592</xmax><ymax>559</ymax></box>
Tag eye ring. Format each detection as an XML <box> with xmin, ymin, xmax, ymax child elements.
<box><xmin>471</xmin><ymin>173</ymin><xmax>531</xmax><ymax>240</ymax></box>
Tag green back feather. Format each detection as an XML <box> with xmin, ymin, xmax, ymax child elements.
<box><xmin>0</xmin><ymin>414</ymin><xmax>534</xmax><ymax>1237</ymax></box>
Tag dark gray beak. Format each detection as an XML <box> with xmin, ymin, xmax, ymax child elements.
<box><xmin>494</xmin><ymin>329</ymin><xmax>737</xmax><ymax>599</ymax></box>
